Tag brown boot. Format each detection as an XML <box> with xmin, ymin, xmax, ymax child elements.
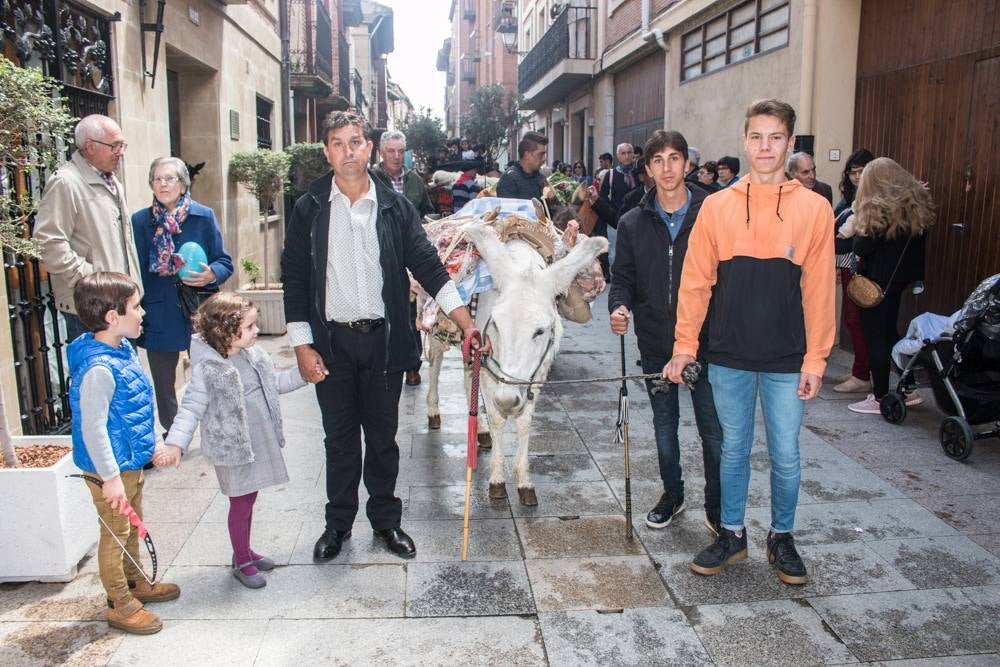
<box><xmin>107</xmin><ymin>596</ymin><xmax>163</xmax><ymax>635</ymax></box>
<box><xmin>129</xmin><ymin>579</ymin><xmax>181</xmax><ymax>603</ymax></box>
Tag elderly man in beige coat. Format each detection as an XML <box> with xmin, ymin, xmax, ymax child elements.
<box><xmin>34</xmin><ymin>114</ymin><xmax>143</xmax><ymax>341</ymax></box>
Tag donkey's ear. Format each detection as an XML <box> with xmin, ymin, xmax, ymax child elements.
<box><xmin>460</xmin><ymin>222</ymin><xmax>512</xmax><ymax>289</ymax></box>
<box><xmin>542</xmin><ymin>235</ymin><xmax>608</xmax><ymax>298</ymax></box>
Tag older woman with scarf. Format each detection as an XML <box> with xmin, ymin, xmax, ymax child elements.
<box><xmin>132</xmin><ymin>157</ymin><xmax>233</xmax><ymax>438</ymax></box>
<box><xmin>847</xmin><ymin>157</ymin><xmax>934</xmax><ymax>415</ymax></box>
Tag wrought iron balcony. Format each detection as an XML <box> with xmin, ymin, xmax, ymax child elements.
<box><xmin>462</xmin><ymin>0</ymin><xmax>476</xmax><ymax>21</ymax></box>
<box><xmin>461</xmin><ymin>56</ymin><xmax>477</xmax><ymax>83</ymax></box>
<box><xmin>339</xmin><ymin>30</ymin><xmax>351</xmax><ymax>98</ymax></box>
<box><xmin>289</xmin><ymin>0</ymin><xmax>334</xmax><ymax>96</ymax></box>
<box><xmin>518</xmin><ymin>5</ymin><xmax>596</xmax><ymax>109</ymax></box>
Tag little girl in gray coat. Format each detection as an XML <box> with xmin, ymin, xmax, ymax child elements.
<box><xmin>157</xmin><ymin>293</ymin><xmax>306</xmax><ymax>588</ymax></box>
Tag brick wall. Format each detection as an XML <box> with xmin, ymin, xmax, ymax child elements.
<box><xmin>605</xmin><ymin>0</ymin><xmax>677</xmax><ymax>50</ymax></box>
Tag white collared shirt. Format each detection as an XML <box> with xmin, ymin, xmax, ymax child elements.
<box><xmin>325</xmin><ymin>176</ymin><xmax>384</xmax><ymax>322</ymax></box>
<box><xmin>286</xmin><ymin>176</ymin><xmax>463</xmax><ymax>348</ymax></box>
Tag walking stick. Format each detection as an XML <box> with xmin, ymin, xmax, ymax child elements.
<box><xmin>461</xmin><ymin>328</ymin><xmax>483</xmax><ymax>561</ymax></box>
<box><xmin>615</xmin><ymin>336</ymin><xmax>634</xmax><ymax>539</ymax></box>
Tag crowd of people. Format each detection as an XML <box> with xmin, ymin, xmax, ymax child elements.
<box><xmin>37</xmin><ymin>100</ymin><xmax>937</xmax><ymax>637</ymax></box>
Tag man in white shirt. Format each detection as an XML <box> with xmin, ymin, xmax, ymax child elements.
<box><xmin>282</xmin><ymin>111</ymin><xmax>485</xmax><ymax>562</ymax></box>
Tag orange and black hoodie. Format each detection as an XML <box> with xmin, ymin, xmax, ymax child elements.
<box><xmin>673</xmin><ymin>175</ymin><xmax>836</xmax><ymax>377</ymax></box>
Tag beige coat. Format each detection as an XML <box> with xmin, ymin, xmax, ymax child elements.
<box><xmin>33</xmin><ymin>150</ymin><xmax>143</xmax><ymax>314</ymax></box>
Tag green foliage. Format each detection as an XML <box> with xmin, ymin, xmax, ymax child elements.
<box><xmin>398</xmin><ymin>107</ymin><xmax>446</xmax><ymax>167</ymax></box>
<box><xmin>284</xmin><ymin>143</ymin><xmax>329</xmax><ymax>199</ymax></box>
<box><xmin>460</xmin><ymin>85</ymin><xmax>523</xmax><ymax>164</ymax></box>
<box><xmin>0</xmin><ymin>56</ymin><xmax>76</xmax><ymax>257</ymax></box>
<box><xmin>241</xmin><ymin>258</ymin><xmax>261</xmax><ymax>288</ymax></box>
<box><xmin>229</xmin><ymin>148</ymin><xmax>291</xmax><ymax>213</ymax></box>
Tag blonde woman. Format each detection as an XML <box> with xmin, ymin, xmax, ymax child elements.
<box><xmin>848</xmin><ymin>158</ymin><xmax>935</xmax><ymax>414</ymax></box>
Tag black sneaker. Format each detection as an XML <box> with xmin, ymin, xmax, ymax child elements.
<box><xmin>704</xmin><ymin>512</ymin><xmax>721</xmax><ymax>536</ymax></box>
<box><xmin>690</xmin><ymin>527</ymin><xmax>748</xmax><ymax>576</ymax></box>
<box><xmin>766</xmin><ymin>531</ymin><xmax>808</xmax><ymax>585</ymax></box>
<box><xmin>645</xmin><ymin>492</ymin><xmax>685</xmax><ymax>529</ymax></box>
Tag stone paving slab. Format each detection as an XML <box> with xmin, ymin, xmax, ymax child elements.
<box><xmin>254</xmin><ymin>617</ymin><xmax>547</xmax><ymax>665</ymax></box>
<box><xmin>506</xmin><ymin>481</ymin><xmax>623</xmax><ymax>518</ymax></box>
<box><xmin>808</xmin><ymin>587</ymin><xmax>1000</xmax><ymax>662</ymax></box>
<box><xmin>112</xmin><ymin>620</ymin><xmax>267</xmax><ymax>666</ymax></box>
<box><xmin>404</xmin><ymin>483</ymin><xmax>511</xmax><ymax>520</ymax></box>
<box><xmin>864</xmin><ymin>535</ymin><xmax>1000</xmax><ymax>588</ymax></box>
<box><xmin>653</xmin><ymin>541</ymin><xmax>913</xmax><ymax>607</ymax></box>
<box><xmin>690</xmin><ymin>599</ymin><xmax>858</xmax><ymax>666</ymax></box>
<box><xmin>525</xmin><ymin>556</ymin><xmax>671</xmax><ymax>612</ymax></box>
<box><xmin>0</xmin><ymin>620</ymin><xmax>120</xmax><ymax>665</ymax></box>
<box><xmin>539</xmin><ymin>607</ymin><xmax>713</xmax><ymax>666</ymax></box>
<box><xmin>171</xmin><ymin>520</ymin><xmax>301</xmax><ymax>568</ymax></box>
<box><xmin>153</xmin><ymin>564</ymin><xmax>406</xmax><ymax>620</ymax></box>
<box><xmin>406</xmin><ymin>561</ymin><xmax>534</xmax><ymax>616</ymax></box>
<box><xmin>516</xmin><ymin>515</ymin><xmax>647</xmax><ymax>558</ymax></box>
<box><xmin>914</xmin><ymin>493</ymin><xmax>1000</xmax><ymax>534</ymax></box>
<box><xmin>870</xmin><ymin>462</ymin><xmax>1000</xmax><ymax>499</ymax></box>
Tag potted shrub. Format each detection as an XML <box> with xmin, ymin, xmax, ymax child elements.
<box><xmin>0</xmin><ymin>55</ymin><xmax>95</xmax><ymax>582</ymax></box>
<box><xmin>229</xmin><ymin>148</ymin><xmax>291</xmax><ymax>334</ymax></box>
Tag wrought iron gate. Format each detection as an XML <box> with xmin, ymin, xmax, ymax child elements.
<box><xmin>1</xmin><ymin>0</ymin><xmax>114</xmax><ymax>434</ymax></box>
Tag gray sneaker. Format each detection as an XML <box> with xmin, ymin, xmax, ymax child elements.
<box><xmin>233</xmin><ymin>562</ymin><xmax>267</xmax><ymax>589</ymax></box>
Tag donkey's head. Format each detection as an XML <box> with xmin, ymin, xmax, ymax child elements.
<box><xmin>462</xmin><ymin>223</ymin><xmax>608</xmax><ymax>415</ymax></box>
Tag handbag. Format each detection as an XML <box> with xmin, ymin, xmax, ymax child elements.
<box><xmin>847</xmin><ymin>236</ymin><xmax>912</xmax><ymax>308</ymax></box>
<box><xmin>175</xmin><ymin>279</ymin><xmax>219</xmax><ymax>319</ymax></box>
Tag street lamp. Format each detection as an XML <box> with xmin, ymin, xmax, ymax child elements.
<box><xmin>493</xmin><ymin>1</ymin><xmax>521</xmax><ymax>55</ymax></box>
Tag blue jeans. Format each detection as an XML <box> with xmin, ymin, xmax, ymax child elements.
<box><xmin>642</xmin><ymin>356</ymin><xmax>722</xmax><ymax>514</ymax></box>
<box><xmin>708</xmin><ymin>364</ymin><xmax>803</xmax><ymax>533</ymax></box>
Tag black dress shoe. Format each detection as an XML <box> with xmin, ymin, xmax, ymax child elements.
<box><xmin>313</xmin><ymin>529</ymin><xmax>351</xmax><ymax>562</ymax></box>
<box><xmin>374</xmin><ymin>527</ymin><xmax>416</xmax><ymax>559</ymax></box>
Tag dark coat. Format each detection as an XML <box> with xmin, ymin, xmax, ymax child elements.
<box><xmin>854</xmin><ymin>229</ymin><xmax>926</xmax><ymax>288</ymax></box>
<box><xmin>496</xmin><ymin>162</ymin><xmax>545</xmax><ymax>200</ymax></box>
<box><xmin>281</xmin><ymin>170</ymin><xmax>451</xmax><ymax>373</ymax></box>
<box><xmin>599</xmin><ymin>165</ymin><xmax>636</xmax><ymax>210</ymax></box>
<box><xmin>609</xmin><ymin>186</ymin><xmax>709</xmax><ymax>360</ymax></box>
<box><xmin>372</xmin><ymin>165</ymin><xmax>435</xmax><ymax>216</ymax></box>
<box><xmin>131</xmin><ymin>200</ymin><xmax>233</xmax><ymax>352</ymax></box>
<box><xmin>812</xmin><ymin>180</ymin><xmax>834</xmax><ymax>205</ymax></box>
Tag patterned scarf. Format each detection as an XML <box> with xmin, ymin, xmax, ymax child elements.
<box><xmin>149</xmin><ymin>192</ymin><xmax>191</xmax><ymax>276</ymax></box>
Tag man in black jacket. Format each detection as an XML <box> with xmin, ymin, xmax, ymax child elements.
<box><xmin>282</xmin><ymin>111</ymin><xmax>484</xmax><ymax>563</ymax></box>
<box><xmin>608</xmin><ymin>129</ymin><xmax>723</xmax><ymax>534</ymax></box>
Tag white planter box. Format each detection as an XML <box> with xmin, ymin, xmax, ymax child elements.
<box><xmin>237</xmin><ymin>284</ymin><xmax>286</xmax><ymax>335</ymax></box>
<box><xmin>0</xmin><ymin>436</ymin><xmax>97</xmax><ymax>583</ymax></box>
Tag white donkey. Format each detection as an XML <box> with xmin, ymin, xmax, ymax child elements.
<box><xmin>454</xmin><ymin>223</ymin><xmax>607</xmax><ymax>505</ymax></box>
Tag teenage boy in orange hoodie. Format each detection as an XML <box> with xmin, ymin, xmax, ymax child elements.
<box><xmin>665</xmin><ymin>99</ymin><xmax>835</xmax><ymax>585</ymax></box>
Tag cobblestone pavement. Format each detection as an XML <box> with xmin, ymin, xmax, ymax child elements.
<box><xmin>2</xmin><ymin>294</ymin><xmax>999</xmax><ymax>665</ymax></box>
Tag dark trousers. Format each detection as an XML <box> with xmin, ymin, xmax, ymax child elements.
<box><xmin>62</xmin><ymin>311</ymin><xmax>88</xmax><ymax>343</ymax></box>
<box><xmin>641</xmin><ymin>356</ymin><xmax>723</xmax><ymax>515</ymax></box>
<box><xmin>147</xmin><ymin>350</ymin><xmax>180</xmax><ymax>434</ymax></box>
<box><xmin>408</xmin><ymin>299</ymin><xmax>422</xmax><ymax>372</ymax></box>
<box><xmin>315</xmin><ymin>323</ymin><xmax>404</xmax><ymax>532</ymax></box>
<box><xmin>860</xmin><ymin>283</ymin><xmax>906</xmax><ymax>399</ymax></box>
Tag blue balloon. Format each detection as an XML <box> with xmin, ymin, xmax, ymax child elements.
<box><xmin>177</xmin><ymin>242</ymin><xmax>207</xmax><ymax>279</ymax></box>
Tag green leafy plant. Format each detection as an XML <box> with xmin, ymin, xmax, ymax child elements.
<box><xmin>398</xmin><ymin>107</ymin><xmax>447</xmax><ymax>168</ymax></box>
<box><xmin>0</xmin><ymin>56</ymin><xmax>76</xmax><ymax>467</ymax></box>
<box><xmin>460</xmin><ymin>84</ymin><xmax>523</xmax><ymax>165</ymax></box>
<box><xmin>229</xmin><ymin>149</ymin><xmax>290</xmax><ymax>289</ymax></box>
<box><xmin>241</xmin><ymin>258</ymin><xmax>262</xmax><ymax>289</ymax></box>
<box><xmin>284</xmin><ymin>142</ymin><xmax>328</xmax><ymax>200</ymax></box>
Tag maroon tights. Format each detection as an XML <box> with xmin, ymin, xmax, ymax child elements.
<box><xmin>228</xmin><ymin>492</ymin><xmax>261</xmax><ymax>575</ymax></box>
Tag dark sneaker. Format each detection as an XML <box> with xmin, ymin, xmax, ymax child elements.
<box><xmin>690</xmin><ymin>527</ymin><xmax>748</xmax><ymax>576</ymax></box>
<box><xmin>645</xmin><ymin>492</ymin><xmax>685</xmax><ymax>529</ymax></box>
<box><xmin>766</xmin><ymin>531</ymin><xmax>808</xmax><ymax>585</ymax></box>
<box><xmin>704</xmin><ymin>512</ymin><xmax>721</xmax><ymax>536</ymax></box>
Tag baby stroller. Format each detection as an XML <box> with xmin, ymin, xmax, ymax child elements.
<box><xmin>881</xmin><ymin>274</ymin><xmax>1000</xmax><ymax>461</ymax></box>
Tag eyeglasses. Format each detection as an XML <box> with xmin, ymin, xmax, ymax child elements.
<box><xmin>92</xmin><ymin>139</ymin><xmax>128</xmax><ymax>154</ymax></box>
<box><xmin>848</xmin><ymin>167</ymin><xmax>864</xmax><ymax>176</ymax></box>
<box><xmin>153</xmin><ymin>176</ymin><xmax>179</xmax><ymax>185</ymax></box>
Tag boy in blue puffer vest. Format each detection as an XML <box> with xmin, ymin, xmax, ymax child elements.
<box><xmin>68</xmin><ymin>272</ymin><xmax>181</xmax><ymax>635</ymax></box>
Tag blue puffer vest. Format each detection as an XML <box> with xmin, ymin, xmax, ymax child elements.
<box><xmin>68</xmin><ymin>333</ymin><xmax>156</xmax><ymax>473</ymax></box>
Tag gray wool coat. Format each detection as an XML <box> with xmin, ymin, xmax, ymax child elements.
<box><xmin>166</xmin><ymin>335</ymin><xmax>307</xmax><ymax>466</ymax></box>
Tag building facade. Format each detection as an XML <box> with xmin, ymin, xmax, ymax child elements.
<box><xmin>439</xmin><ymin>0</ymin><xmax>519</xmax><ymax>140</ymax></box>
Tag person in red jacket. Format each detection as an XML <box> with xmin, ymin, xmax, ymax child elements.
<box><xmin>666</xmin><ymin>99</ymin><xmax>835</xmax><ymax>586</ymax></box>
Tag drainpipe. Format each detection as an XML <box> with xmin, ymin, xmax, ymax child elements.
<box><xmin>641</xmin><ymin>0</ymin><xmax>667</xmax><ymax>51</ymax></box>
<box><xmin>799</xmin><ymin>0</ymin><xmax>818</xmax><ymax>134</ymax></box>
<box><xmin>279</xmin><ymin>0</ymin><xmax>291</xmax><ymax>147</ymax></box>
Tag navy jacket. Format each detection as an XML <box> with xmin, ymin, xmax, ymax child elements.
<box><xmin>281</xmin><ymin>171</ymin><xmax>451</xmax><ymax>373</ymax></box>
<box><xmin>131</xmin><ymin>200</ymin><xmax>233</xmax><ymax>352</ymax></box>
<box><xmin>609</xmin><ymin>187</ymin><xmax>709</xmax><ymax>360</ymax></box>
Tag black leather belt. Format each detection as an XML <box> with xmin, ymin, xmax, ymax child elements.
<box><xmin>329</xmin><ymin>318</ymin><xmax>385</xmax><ymax>333</ymax></box>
